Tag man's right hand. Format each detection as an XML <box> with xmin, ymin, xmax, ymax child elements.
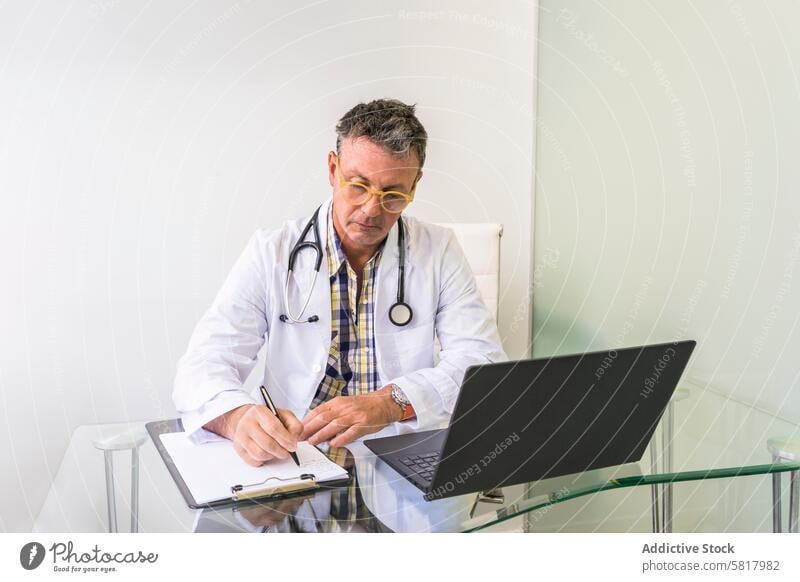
<box><xmin>205</xmin><ymin>404</ymin><xmax>303</xmax><ymax>467</ymax></box>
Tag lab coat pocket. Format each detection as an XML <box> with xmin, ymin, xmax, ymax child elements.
<box><xmin>376</xmin><ymin>322</ymin><xmax>434</xmax><ymax>379</ymax></box>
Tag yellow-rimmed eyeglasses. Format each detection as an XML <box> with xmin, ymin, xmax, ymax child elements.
<box><xmin>334</xmin><ymin>157</ymin><xmax>417</xmax><ymax>214</ymax></box>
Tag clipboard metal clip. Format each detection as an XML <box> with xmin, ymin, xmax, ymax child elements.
<box><xmin>230</xmin><ymin>473</ymin><xmax>318</xmax><ymax>501</ymax></box>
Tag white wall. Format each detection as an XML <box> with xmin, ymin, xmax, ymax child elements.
<box><xmin>0</xmin><ymin>0</ymin><xmax>536</xmax><ymax>532</ymax></box>
<box><xmin>533</xmin><ymin>0</ymin><xmax>800</xmax><ymax>531</ymax></box>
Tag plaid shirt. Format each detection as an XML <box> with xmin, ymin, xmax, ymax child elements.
<box><xmin>310</xmin><ymin>212</ymin><xmax>385</xmax><ymax>408</ymax></box>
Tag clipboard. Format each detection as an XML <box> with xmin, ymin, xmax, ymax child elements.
<box><xmin>146</xmin><ymin>419</ymin><xmax>351</xmax><ymax>509</ymax></box>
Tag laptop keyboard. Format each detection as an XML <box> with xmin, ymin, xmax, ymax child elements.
<box><xmin>399</xmin><ymin>451</ymin><xmax>440</xmax><ymax>482</ymax></box>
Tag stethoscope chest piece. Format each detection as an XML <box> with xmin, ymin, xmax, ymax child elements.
<box><xmin>389</xmin><ymin>301</ymin><xmax>413</xmax><ymax>327</ymax></box>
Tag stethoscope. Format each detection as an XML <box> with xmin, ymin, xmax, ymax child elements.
<box><xmin>280</xmin><ymin>205</ymin><xmax>413</xmax><ymax>327</ymax></box>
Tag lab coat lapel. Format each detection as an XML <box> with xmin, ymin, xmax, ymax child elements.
<box><xmin>286</xmin><ymin>198</ymin><xmax>333</xmax><ymax>348</ymax></box>
<box><xmin>375</xmin><ymin>216</ymin><xmax>414</xmax><ymax>377</ymax></box>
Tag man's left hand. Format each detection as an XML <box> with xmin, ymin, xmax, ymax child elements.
<box><xmin>301</xmin><ymin>386</ymin><xmax>403</xmax><ymax>448</ymax></box>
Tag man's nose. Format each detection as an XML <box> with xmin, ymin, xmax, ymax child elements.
<box><xmin>361</xmin><ymin>193</ymin><xmax>383</xmax><ymax>217</ymax></box>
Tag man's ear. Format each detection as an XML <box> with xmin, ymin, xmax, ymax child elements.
<box><xmin>327</xmin><ymin>151</ymin><xmax>338</xmax><ymax>188</ymax></box>
<box><xmin>412</xmin><ymin>170</ymin><xmax>423</xmax><ymax>192</ymax></box>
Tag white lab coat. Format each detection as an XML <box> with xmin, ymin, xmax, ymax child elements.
<box><xmin>173</xmin><ymin>197</ymin><xmax>507</xmax><ymax>437</ymax></box>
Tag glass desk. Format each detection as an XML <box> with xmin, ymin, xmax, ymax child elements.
<box><xmin>34</xmin><ymin>417</ymin><xmax>799</xmax><ymax>533</ymax></box>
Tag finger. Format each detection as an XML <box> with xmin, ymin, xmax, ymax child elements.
<box><xmin>233</xmin><ymin>425</ymin><xmax>269</xmax><ymax>466</ymax></box>
<box><xmin>302</xmin><ymin>409</ymin><xmax>341</xmax><ymax>443</ymax></box>
<box><xmin>277</xmin><ymin>409</ymin><xmax>303</xmax><ymax>442</ymax></box>
<box><xmin>247</xmin><ymin>429</ymin><xmax>289</xmax><ymax>460</ymax></box>
<box><xmin>234</xmin><ymin>440</ymin><xmax>270</xmax><ymax>467</ymax></box>
<box><xmin>329</xmin><ymin>425</ymin><xmax>367</xmax><ymax>448</ymax></box>
<box><xmin>301</xmin><ymin>405</ymin><xmax>330</xmax><ymax>439</ymax></box>
<box><xmin>303</xmin><ymin>402</ymin><xmax>325</xmax><ymax>423</ymax></box>
<box><xmin>233</xmin><ymin>440</ymin><xmax>256</xmax><ymax>466</ymax></box>
<box><xmin>307</xmin><ymin>416</ymin><xmax>351</xmax><ymax>446</ymax></box>
<box><xmin>302</xmin><ymin>397</ymin><xmax>347</xmax><ymax>423</ymax></box>
<box><xmin>245</xmin><ymin>435</ymin><xmax>280</xmax><ymax>463</ymax></box>
<box><xmin>253</xmin><ymin>407</ymin><xmax>296</xmax><ymax>451</ymax></box>
<box><xmin>301</xmin><ymin>406</ymin><xmax>333</xmax><ymax>441</ymax></box>
<box><xmin>303</xmin><ymin>399</ymin><xmax>351</xmax><ymax>439</ymax></box>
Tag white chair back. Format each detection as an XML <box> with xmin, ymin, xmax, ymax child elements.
<box><xmin>436</xmin><ymin>223</ymin><xmax>503</xmax><ymax>320</ymax></box>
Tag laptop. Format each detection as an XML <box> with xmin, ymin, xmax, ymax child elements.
<box><xmin>364</xmin><ymin>340</ymin><xmax>696</xmax><ymax>500</ymax></box>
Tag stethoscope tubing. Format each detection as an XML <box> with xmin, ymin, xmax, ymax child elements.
<box><xmin>281</xmin><ymin>207</ymin><xmax>323</xmax><ymax>324</ymax></box>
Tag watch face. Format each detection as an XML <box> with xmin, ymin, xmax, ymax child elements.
<box><xmin>392</xmin><ymin>386</ymin><xmax>409</xmax><ymax>408</ymax></box>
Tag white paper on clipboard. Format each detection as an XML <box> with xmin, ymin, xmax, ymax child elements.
<box><xmin>160</xmin><ymin>432</ymin><xmax>348</xmax><ymax>505</ymax></box>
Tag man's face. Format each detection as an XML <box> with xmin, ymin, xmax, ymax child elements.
<box><xmin>328</xmin><ymin>137</ymin><xmax>422</xmax><ymax>251</ymax></box>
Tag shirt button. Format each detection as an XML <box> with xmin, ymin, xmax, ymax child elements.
<box><xmin>313</xmin><ymin>364</ymin><xmax>321</xmax><ymax>373</ymax></box>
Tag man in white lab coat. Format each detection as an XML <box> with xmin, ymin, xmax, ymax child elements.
<box><xmin>173</xmin><ymin>98</ymin><xmax>506</xmax><ymax>467</ymax></box>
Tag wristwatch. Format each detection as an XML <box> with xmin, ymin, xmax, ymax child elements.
<box><xmin>390</xmin><ymin>384</ymin><xmax>412</xmax><ymax>418</ymax></box>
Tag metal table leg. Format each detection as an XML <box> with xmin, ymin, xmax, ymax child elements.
<box><xmin>663</xmin><ymin>401</ymin><xmax>674</xmax><ymax>533</ymax></box>
<box><xmin>772</xmin><ymin>454</ymin><xmax>782</xmax><ymax>533</ymax></box>
<box><xmin>650</xmin><ymin>442</ymin><xmax>661</xmax><ymax>533</ymax></box>
<box><xmin>131</xmin><ymin>447</ymin><xmax>140</xmax><ymax>533</ymax></box>
<box><xmin>103</xmin><ymin>450</ymin><xmax>118</xmax><ymax>533</ymax></box>
<box><xmin>95</xmin><ymin>423</ymin><xmax>148</xmax><ymax>534</ymax></box>
<box><xmin>767</xmin><ymin>437</ymin><xmax>800</xmax><ymax>534</ymax></box>
<box><xmin>790</xmin><ymin>470</ymin><xmax>799</xmax><ymax>534</ymax></box>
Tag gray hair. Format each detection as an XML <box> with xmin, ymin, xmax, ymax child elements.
<box><xmin>335</xmin><ymin>98</ymin><xmax>428</xmax><ymax>168</ymax></box>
